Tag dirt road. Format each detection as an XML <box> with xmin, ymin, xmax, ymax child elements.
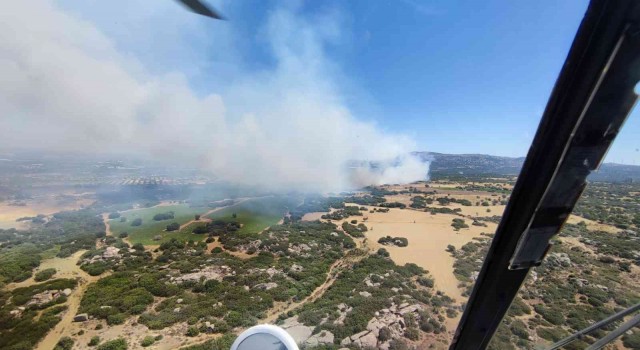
<box><xmin>35</xmin><ymin>251</ymin><xmax>106</xmax><ymax>350</ymax></box>
<box><xmin>264</xmin><ymin>249</ymin><xmax>367</xmax><ymax>323</ymax></box>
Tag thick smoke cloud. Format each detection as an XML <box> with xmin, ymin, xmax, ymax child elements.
<box><xmin>0</xmin><ymin>0</ymin><xmax>429</xmax><ymax>192</ymax></box>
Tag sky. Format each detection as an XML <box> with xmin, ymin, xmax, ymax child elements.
<box><xmin>1</xmin><ymin>0</ymin><xmax>639</xmax><ymax>187</ymax></box>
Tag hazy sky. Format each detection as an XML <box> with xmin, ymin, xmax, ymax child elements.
<box><xmin>3</xmin><ymin>0</ymin><xmax>640</xmax><ymax>167</ymax></box>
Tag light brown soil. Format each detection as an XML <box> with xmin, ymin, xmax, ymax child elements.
<box><xmin>566</xmin><ymin>215</ymin><xmax>621</xmax><ymax>233</ymax></box>
<box><xmin>0</xmin><ymin>196</ymin><xmax>95</xmax><ymax>230</ymax></box>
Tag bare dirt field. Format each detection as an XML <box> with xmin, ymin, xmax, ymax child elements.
<box><xmin>304</xmin><ymin>204</ymin><xmax>497</xmax><ymax>305</ymax></box>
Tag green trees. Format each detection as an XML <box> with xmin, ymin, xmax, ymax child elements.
<box><xmin>131</xmin><ymin>218</ymin><xmax>142</xmax><ymax>226</ymax></box>
<box><xmin>153</xmin><ymin>212</ymin><xmax>175</xmax><ymax>221</ymax></box>
<box><xmin>342</xmin><ymin>222</ymin><xmax>365</xmax><ymax>238</ymax></box>
<box><xmin>108</xmin><ymin>212</ymin><xmax>121</xmax><ymax>219</ymax></box>
<box><xmin>79</xmin><ymin>273</ymin><xmax>154</xmax><ymax>323</ymax></box>
<box><xmin>166</xmin><ymin>222</ymin><xmax>180</xmax><ymax>231</ymax></box>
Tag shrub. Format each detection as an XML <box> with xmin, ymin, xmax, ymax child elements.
<box><xmin>598</xmin><ymin>255</ymin><xmax>615</xmax><ymax>264</ymax></box>
<box><xmin>140</xmin><ymin>336</ymin><xmax>155</xmax><ymax>347</ymax></box>
<box><xmin>88</xmin><ymin>336</ymin><xmax>101</xmax><ymax>346</ymax></box>
<box><xmin>377</xmin><ymin>248</ymin><xmax>390</xmax><ymax>257</ymax></box>
<box><xmin>623</xmin><ymin>331</ymin><xmax>640</xmax><ymax>349</ymax></box>
<box><xmin>417</xmin><ymin>277</ymin><xmax>434</xmax><ymax>288</ymax></box>
<box><xmin>107</xmin><ymin>313</ymin><xmax>127</xmax><ymax>325</ymax></box>
<box><xmin>510</xmin><ymin>320</ymin><xmax>529</xmax><ymax>339</ymax></box>
<box><xmin>186</xmin><ymin>326</ymin><xmax>200</xmax><ymax>337</ymax></box>
<box><xmin>404</xmin><ymin>327</ymin><xmax>420</xmax><ymax>340</ymax></box>
<box><xmin>537</xmin><ymin>327</ymin><xmax>567</xmax><ymax>342</ymax></box>
<box><xmin>108</xmin><ymin>213</ymin><xmax>121</xmax><ymax>219</ymax></box>
<box><xmin>388</xmin><ymin>339</ymin><xmax>409</xmax><ymax>350</ymax></box>
<box><xmin>54</xmin><ymin>337</ymin><xmax>74</xmax><ymax>350</ymax></box>
<box><xmin>378</xmin><ymin>326</ymin><xmax>392</xmax><ymax>341</ymax></box>
<box><xmin>34</xmin><ymin>268</ymin><xmax>57</xmax><ymax>282</ymax></box>
<box><xmin>131</xmin><ymin>218</ymin><xmax>142</xmax><ymax>227</ymax></box>
<box><xmin>97</xmin><ymin>338</ymin><xmax>128</xmax><ymax>350</ymax></box>
<box><xmin>118</xmin><ymin>232</ymin><xmax>128</xmax><ymax>238</ymax></box>
<box><xmin>451</xmin><ymin>218</ymin><xmax>469</xmax><ymax>231</ymax></box>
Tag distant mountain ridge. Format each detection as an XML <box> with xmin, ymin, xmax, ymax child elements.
<box><xmin>414</xmin><ymin>152</ymin><xmax>640</xmax><ymax>182</ymax></box>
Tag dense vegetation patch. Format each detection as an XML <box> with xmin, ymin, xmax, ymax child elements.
<box><xmin>377</xmin><ymin>236</ymin><xmax>409</xmax><ymax>247</ymax></box>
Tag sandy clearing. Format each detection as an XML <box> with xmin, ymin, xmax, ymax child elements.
<box><xmin>566</xmin><ymin>215</ymin><xmax>621</xmax><ymax>233</ymax></box>
<box><xmin>448</xmin><ymin>204</ymin><xmax>506</xmax><ymax>217</ymax></box>
<box><xmin>358</xmin><ymin>207</ymin><xmax>495</xmax><ymax>304</ymax></box>
<box><xmin>304</xmin><ymin>205</ymin><xmax>496</xmax><ymax>305</ymax></box>
<box><xmin>0</xmin><ymin>197</ymin><xmax>95</xmax><ymax>230</ymax></box>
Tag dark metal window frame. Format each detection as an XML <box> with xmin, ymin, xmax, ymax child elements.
<box><xmin>450</xmin><ymin>1</ymin><xmax>640</xmax><ymax>349</ymax></box>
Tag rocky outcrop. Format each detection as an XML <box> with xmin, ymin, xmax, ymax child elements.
<box><xmin>26</xmin><ymin>290</ymin><xmax>65</xmax><ymax>306</ymax></box>
<box><xmin>73</xmin><ymin>313</ymin><xmax>89</xmax><ymax>322</ymax></box>
<box><xmin>304</xmin><ymin>330</ymin><xmax>334</xmax><ymax>348</ymax></box>
<box><xmin>169</xmin><ymin>265</ymin><xmax>233</xmax><ymax>284</ymax></box>
<box><xmin>253</xmin><ymin>282</ymin><xmax>278</xmax><ymax>291</ymax></box>
<box><xmin>546</xmin><ymin>252</ymin><xmax>571</xmax><ymax>269</ymax></box>
<box><xmin>340</xmin><ymin>302</ymin><xmax>423</xmax><ymax>349</ymax></box>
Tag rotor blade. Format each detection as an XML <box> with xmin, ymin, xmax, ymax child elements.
<box><xmin>176</xmin><ymin>0</ymin><xmax>225</xmax><ymax>20</ymax></box>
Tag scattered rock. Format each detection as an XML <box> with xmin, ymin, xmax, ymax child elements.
<box><xmin>546</xmin><ymin>252</ymin><xmax>572</xmax><ymax>268</ymax></box>
<box><xmin>73</xmin><ymin>313</ymin><xmax>89</xmax><ymax>322</ymax></box>
<box><xmin>253</xmin><ymin>282</ymin><xmax>278</xmax><ymax>291</ymax></box>
<box><xmin>170</xmin><ymin>265</ymin><xmax>233</xmax><ymax>284</ymax></box>
<box><xmin>27</xmin><ymin>290</ymin><xmax>62</xmax><ymax>306</ymax></box>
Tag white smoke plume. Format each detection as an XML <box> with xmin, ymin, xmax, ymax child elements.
<box><xmin>0</xmin><ymin>0</ymin><xmax>429</xmax><ymax>192</ymax></box>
